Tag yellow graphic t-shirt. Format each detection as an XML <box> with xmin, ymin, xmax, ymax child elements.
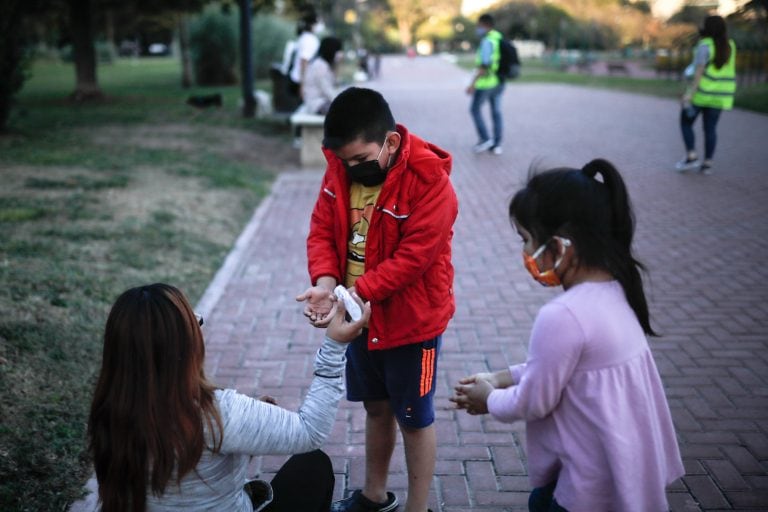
<box><xmin>345</xmin><ymin>182</ymin><xmax>383</xmax><ymax>288</ymax></box>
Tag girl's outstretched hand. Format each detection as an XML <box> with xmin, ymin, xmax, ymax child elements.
<box><xmin>450</xmin><ymin>374</ymin><xmax>495</xmax><ymax>415</ymax></box>
<box><xmin>325</xmin><ymin>290</ymin><xmax>370</xmax><ymax>343</ymax></box>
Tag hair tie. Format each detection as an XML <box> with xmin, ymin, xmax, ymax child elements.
<box><xmin>581</xmin><ymin>158</ymin><xmax>606</xmax><ymax>183</ymax></box>
<box><xmin>582</xmin><ymin>160</ymin><xmax>600</xmax><ymax>179</ymax></box>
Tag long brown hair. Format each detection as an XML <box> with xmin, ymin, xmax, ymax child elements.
<box><xmin>88</xmin><ymin>283</ymin><xmax>223</xmax><ymax>512</ymax></box>
<box><xmin>701</xmin><ymin>15</ymin><xmax>731</xmax><ymax>69</ymax></box>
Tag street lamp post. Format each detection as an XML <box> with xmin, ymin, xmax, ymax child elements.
<box><xmin>238</xmin><ymin>0</ymin><xmax>255</xmax><ymax>118</ymax></box>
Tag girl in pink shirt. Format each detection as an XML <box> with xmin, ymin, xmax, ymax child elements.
<box><xmin>451</xmin><ymin>159</ymin><xmax>684</xmax><ymax>511</ymax></box>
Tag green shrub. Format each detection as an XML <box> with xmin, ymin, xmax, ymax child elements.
<box><xmin>251</xmin><ymin>15</ymin><xmax>293</xmax><ymax>79</ymax></box>
<box><xmin>189</xmin><ymin>7</ymin><xmax>238</xmax><ymax>86</ymax></box>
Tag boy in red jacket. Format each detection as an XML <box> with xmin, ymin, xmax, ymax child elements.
<box><xmin>297</xmin><ymin>88</ymin><xmax>458</xmax><ymax>512</ymax></box>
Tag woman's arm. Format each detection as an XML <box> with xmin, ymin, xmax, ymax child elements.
<box><xmin>219</xmin><ymin>300</ymin><xmax>370</xmax><ymax>454</ymax></box>
<box><xmin>218</xmin><ymin>337</ymin><xmax>346</xmax><ymax>455</ymax></box>
<box><xmin>683</xmin><ymin>43</ymin><xmax>709</xmax><ymax>104</ymax></box>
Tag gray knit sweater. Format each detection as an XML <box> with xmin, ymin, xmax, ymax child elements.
<box><xmin>144</xmin><ymin>337</ymin><xmax>346</xmax><ymax>511</ymax></box>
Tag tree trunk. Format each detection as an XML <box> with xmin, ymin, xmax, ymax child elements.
<box><xmin>397</xmin><ymin>19</ymin><xmax>413</xmax><ymax>49</ymax></box>
<box><xmin>238</xmin><ymin>0</ymin><xmax>255</xmax><ymax>118</ymax></box>
<box><xmin>0</xmin><ymin>0</ymin><xmax>26</xmax><ymax>132</ymax></box>
<box><xmin>68</xmin><ymin>0</ymin><xmax>103</xmax><ymax>101</ymax></box>
<box><xmin>178</xmin><ymin>13</ymin><xmax>193</xmax><ymax>88</ymax></box>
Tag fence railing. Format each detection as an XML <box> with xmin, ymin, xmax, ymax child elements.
<box><xmin>655</xmin><ymin>48</ymin><xmax>767</xmax><ymax>86</ymax></box>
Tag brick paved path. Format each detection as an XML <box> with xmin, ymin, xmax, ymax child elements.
<box><xmin>199</xmin><ymin>56</ymin><xmax>768</xmax><ymax>511</ymax></box>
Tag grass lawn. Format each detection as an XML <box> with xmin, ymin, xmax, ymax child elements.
<box><xmin>0</xmin><ymin>57</ymin><xmax>294</xmax><ymax>511</ymax></box>
<box><xmin>455</xmin><ymin>54</ymin><xmax>768</xmax><ymax>114</ymax></box>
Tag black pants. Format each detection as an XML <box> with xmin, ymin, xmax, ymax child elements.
<box><xmin>529</xmin><ymin>480</ymin><xmax>569</xmax><ymax>512</ymax></box>
<box><xmin>287</xmin><ymin>79</ymin><xmax>300</xmax><ymax>98</ymax></box>
<box><xmin>252</xmin><ymin>450</ymin><xmax>334</xmax><ymax>512</ymax></box>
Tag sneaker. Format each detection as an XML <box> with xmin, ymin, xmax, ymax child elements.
<box><xmin>331</xmin><ymin>490</ymin><xmax>399</xmax><ymax>512</ymax></box>
<box><xmin>473</xmin><ymin>139</ymin><xmax>494</xmax><ymax>153</ymax></box>
<box><xmin>700</xmin><ymin>161</ymin><xmax>713</xmax><ymax>175</ymax></box>
<box><xmin>491</xmin><ymin>145</ymin><xmax>503</xmax><ymax>155</ymax></box>
<box><xmin>674</xmin><ymin>157</ymin><xmax>700</xmax><ymax>172</ymax></box>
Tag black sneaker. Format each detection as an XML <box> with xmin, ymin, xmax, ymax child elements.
<box><xmin>331</xmin><ymin>490</ymin><xmax>399</xmax><ymax>512</ymax></box>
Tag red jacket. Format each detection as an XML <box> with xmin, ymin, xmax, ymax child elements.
<box><xmin>307</xmin><ymin>124</ymin><xmax>458</xmax><ymax>350</ymax></box>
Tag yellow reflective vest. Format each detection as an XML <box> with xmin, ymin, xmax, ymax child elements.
<box><xmin>692</xmin><ymin>38</ymin><xmax>737</xmax><ymax>110</ymax></box>
<box><xmin>474</xmin><ymin>30</ymin><xmax>502</xmax><ymax>90</ymax></box>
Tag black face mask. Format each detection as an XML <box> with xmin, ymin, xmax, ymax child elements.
<box><xmin>344</xmin><ymin>137</ymin><xmax>390</xmax><ymax>187</ymax></box>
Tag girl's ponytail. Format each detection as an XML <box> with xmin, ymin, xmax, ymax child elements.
<box><xmin>582</xmin><ymin>159</ymin><xmax>633</xmax><ymax>249</ymax></box>
<box><xmin>582</xmin><ymin>159</ymin><xmax>657</xmax><ymax>336</ymax></box>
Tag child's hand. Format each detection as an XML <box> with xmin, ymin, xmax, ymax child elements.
<box><xmin>450</xmin><ymin>376</ymin><xmax>494</xmax><ymax>415</ymax></box>
<box><xmin>326</xmin><ymin>292</ymin><xmax>371</xmax><ymax>343</ymax></box>
<box><xmin>458</xmin><ymin>372</ymin><xmax>500</xmax><ymax>388</ymax></box>
<box><xmin>296</xmin><ymin>286</ymin><xmax>336</xmax><ymax>327</ymax></box>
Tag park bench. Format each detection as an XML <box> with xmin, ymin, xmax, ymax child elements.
<box><xmin>290</xmin><ymin>112</ymin><xmax>326</xmax><ymax>168</ymax></box>
<box><xmin>606</xmin><ymin>61</ymin><xmax>629</xmax><ymax>75</ymax></box>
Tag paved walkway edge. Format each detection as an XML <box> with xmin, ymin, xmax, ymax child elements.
<box><xmin>195</xmin><ymin>188</ymin><xmax>277</xmax><ymax>319</ymax></box>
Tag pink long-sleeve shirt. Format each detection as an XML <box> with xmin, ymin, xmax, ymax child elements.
<box><xmin>487</xmin><ymin>281</ymin><xmax>684</xmax><ymax>511</ymax></box>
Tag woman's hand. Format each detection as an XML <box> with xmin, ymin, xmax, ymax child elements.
<box><xmin>326</xmin><ymin>290</ymin><xmax>370</xmax><ymax>343</ymax></box>
<box><xmin>296</xmin><ymin>285</ymin><xmax>336</xmax><ymax>327</ymax></box>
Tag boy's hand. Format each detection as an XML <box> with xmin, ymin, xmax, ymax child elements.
<box><xmin>296</xmin><ymin>286</ymin><xmax>336</xmax><ymax>327</ymax></box>
<box><xmin>450</xmin><ymin>375</ymin><xmax>494</xmax><ymax>415</ymax></box>
<box><xmin>326</xmin><ymin>292</ymin><xmax>371</xmax><ymax>343</ymax></box>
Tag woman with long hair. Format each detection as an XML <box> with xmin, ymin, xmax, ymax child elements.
<box><xmin>675</xmin><ymin>15</ymin><xmax>737</xmax><ymax>175</ymax></box>
<box><xmin>303</xmin><ymin>36</ymin><xmax>343</xmax><ymax>115</ymax></box>
<box><xmin>88</xmin><ymin>283</ymin><xmax>368</xmax><ymax>511</ymax></box>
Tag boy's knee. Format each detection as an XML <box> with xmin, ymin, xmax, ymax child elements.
<box><xmin>363</xmin><ymin>399</ymin><xmax>392</xmax><ymax>418</ymax></box>
<box><xmin>398</xmin><ymin>422</ymin><xmax>433</xmax><ymax>435</ymax></box>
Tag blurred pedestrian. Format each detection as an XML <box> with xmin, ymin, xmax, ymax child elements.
<box><xmin>466</xmin><ymin>13</ymin><xmax>505</xmax><ymax>155</ymax></box>
<box><xmin>288</xmin><ymin>6</ymin><xmax>323</xmax><ymax>100</ymax></box>
<box><xmin>675</xmin><ymin>15</ymin><xmax>736</xmax><ymax>175</ymax></box>
<box><xmin>303</xmin><ymin>36</ymin><xmax>343</xmax><ymax>115</ymax></box>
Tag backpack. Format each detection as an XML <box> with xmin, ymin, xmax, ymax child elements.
<box><xmin>497</xmin><ymin>39</ymin><xmax>520</xmax><ymax>80</ymax></box>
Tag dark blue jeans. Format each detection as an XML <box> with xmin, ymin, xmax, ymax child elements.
<box><xmin>470</xmin><ymin>82</ymin><xmax>505</xmax><ymax>145</ymax></box>
<box><xmin>680</xmin><ymin>105</ymin><xmax>722</xmax><ymax>160</ymax></box>
<box><xmin>529</xmin><ymin>481</ymin><xmax>569</xmax><ymax>512</ymax></box>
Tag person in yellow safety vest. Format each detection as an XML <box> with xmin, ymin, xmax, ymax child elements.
<box><xmin>675</xmin><ymin>15</ymin><xmax>736</xmax><ymax>175</ymax></box>
<box><xmin>466</xmin><ymin>13</ymin><xmax>505</xmax><ymax>155</ymax></box>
